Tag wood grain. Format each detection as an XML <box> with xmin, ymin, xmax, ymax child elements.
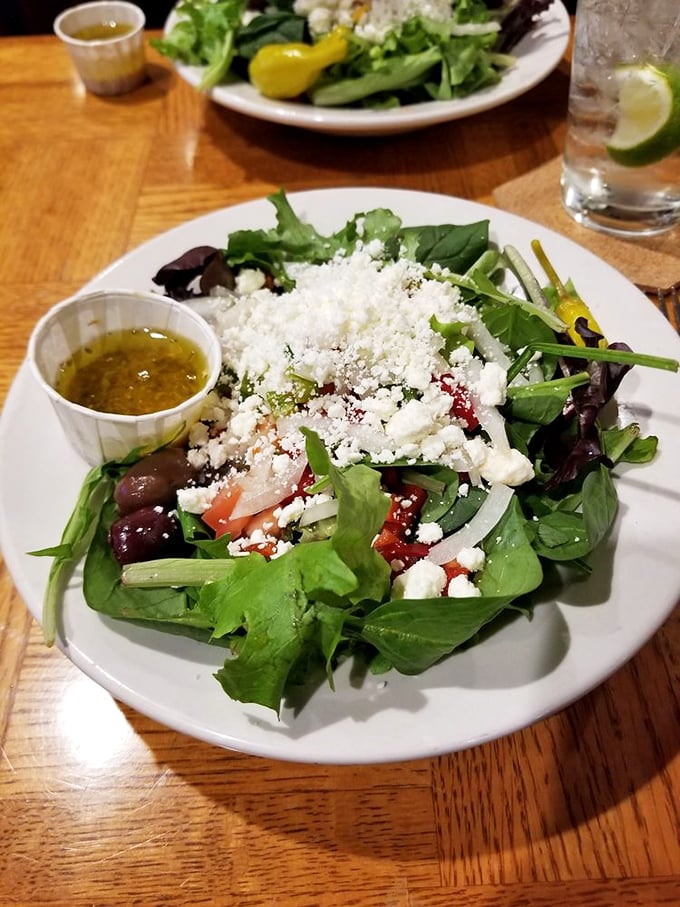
<box><xmin>0</xmin><ymin>32</ymin><xmax>678</xmax><ymax>907</ymax></box>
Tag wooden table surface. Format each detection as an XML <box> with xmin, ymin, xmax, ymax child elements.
<box><xmin>1</xmin><ymin>30</ymin><xmax>679</xmax><ymax>907</ymax></box>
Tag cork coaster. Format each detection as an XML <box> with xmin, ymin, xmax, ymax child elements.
<box><xmin>492</xmin><ymin>156</ymin><xmax>679</xmax><ymax>290</ymax></box>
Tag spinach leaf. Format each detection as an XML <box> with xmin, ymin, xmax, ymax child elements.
<box><xmin>505</xmin><ymin>419</ymin><xmax>541</xmax><ymax>456</ymax></box>
<box><xmin>601</xmin><ymin>425</ymin><xmax>658</xmax><ymax>464</ymax></box>
<box><xmin>582</xmin><ymin>465</ymin><xmax>618</xmax><ymax>553</ymax></box>
<box><xmin>400</xmin><ymin>221</ymin><xmax>489</xmax><ymax>273</ymax></box>
<box><xmin>504</xmin><ymin>374</ymin><xmax>589</xmax><ymax>425</ymax></box>
<box><xmin>618</xmin><ymin>435</ymin><xmax>658</xmax><ymax>464</ymax></box>
<box><xmin>531</xmin><ymin>465</ymin><xmax>618</xmax><ymax>562</ymax></box>
<box><xmin>418</xmin><ymin>466</ymin><xmax>460</xmax><ymax>522</ymax></box>
<box><xmin>355</xmin><ymin>595</ymin><xmax>514</xmax><ymax>675</ymax></box>
<box><xmin>176</xmin><ymin>507</ymin><xmax>231</xmax><ymax>559</ymax></box>
<box><xmin>534</xmin><ymin>510</ymin><xmax>591</xmax><ymax>561</ymax></box>
<box><xmin>438</xmin><ymin>486</ymin><xmax>487</xmax><ymax>534</ymax></box>
<box><xmin>235</xmin><ymin>10</ymin><xmax>306</xmax><ymax>59</ymax></box>
<box><xmin>478</xmin><ymin>496</ymin><xmax>543</xmax><ymax>598</ymax></box>
<box><xmin>482</xmin><ymin>300</ymin><xmax>556</xmax><ymax>356</ymax></box>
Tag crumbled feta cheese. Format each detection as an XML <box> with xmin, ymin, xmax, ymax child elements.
<box><xmin>295</xmin><ymin>0</ymin><xmax>454</xmax><ymax>42</ymax></box>
<box><xmin>392</xmin><ymin>560</ymin><xmax>447</xmax><ymax>599</ymax></box>
<box><xmin>275</xmin><ymin>497</ymin><xmax>307</xmax><ymax>528</ymax></box>
<box><xmin>455</xmin><ymin>546</ymin><xmax>485</xmax><ymax>573</ymax></box>
<box><xmin>477</xmin><ymin>362</ymin><xmax>507</xmax><ymax>407</ymax></box>
<box><xmin>361</xmin><ymin>386</ymin><xmax>402</xmax><ymax>421</ymax></box>
<box><xmin>187</xmin><ymin>446</ymin><xmax>209</xmax><ymax>470</ymax></box>
<box><xmin>420</xmin><ymin>436</ymin><xmax>446</xmax><ymax>462</ymax></box>
<box><xmin>385</xmin><ymin>399</ymin><xmax>436</xmax><ymax>445</ymax></box>
<box><xmin>201</xmin><ymin>247</ymin><xmax>482</xmax><ymax>471</ymax></box>
<box><xmin>176</xmin><ymin>484</ymin><xmax>219</xmax><ymax>514</ymax></box>
<box><xmin>181</xmin><ymin>239</ymin><xmax>535</xmax><ymax>529</ymax></box>
<box><xmin>479</xmin><ymin>447</ymin><xmax>534</xmax><ymax>486</ymax></box>
<box><xmin>439</xmin><ymin>424</ymin><xmax>466</xmax><ymax>449</ymax></box>
<box><xmin>416</xmin><ymin>521</ymin><xmax>444</xmax><ymax>544</ymax></box>
<box><xmin>228</xmin><ymin>410</ymin><xmax>260</xmax><ymax>443</ymax></box>
<box><xmin>463</xmin><ymin>437</ymin><xmax>489</xmax><ymax>468</ymax></box>
<box><xmin>188</xmin><ymin>421</ymin><xmax>209</xmax><ymax>448</ymax></box>
<box><xmin>447</xmin><ymin>574</ymin><xmax>481</xmax><ymax>598</ymax></box>
<box><xmin>206</xmin><ymin>437</ymin><xmax>230</xmax><ymax>470</ymax></box>
<box><xmin>235</xmin><ymin>268</ymin><xmax>266</xmax><ymax>296</ymax></box>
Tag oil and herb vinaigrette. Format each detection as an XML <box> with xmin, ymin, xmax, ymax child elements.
<box><xmin>55</xmin><ymin>326</ymin><xmax>208</xmax><ymax>415</ymax></box>
<box><xmin>70</xmin><ymin>21</ymin><xmax>134</xmax><ymax>40</ymax></box>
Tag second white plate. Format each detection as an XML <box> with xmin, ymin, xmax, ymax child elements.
<box><xmin>166</xmin><ymin>2</ymin><xmax>570</xmax><ymax>135</ymax></box>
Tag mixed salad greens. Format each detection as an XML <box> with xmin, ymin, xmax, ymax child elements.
<box><xmin>34</xmin><ymin>191</ymin><xmax>678</xmax><ymax>715</ymax></box>
<box><xmin>152</xmin><ymin>0</ymin><xmax>555</xmax><ymax>106</ymax></box>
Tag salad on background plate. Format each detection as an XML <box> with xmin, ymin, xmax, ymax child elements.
<box><xmin>153</xmin><ymin>0</ymin><xmax>570</xmax><ymax>134</ymax></box>
<box><xmin>2</xmin><ymin>188</ymin><xmax>679</xmax><ymax>764</ymax></box>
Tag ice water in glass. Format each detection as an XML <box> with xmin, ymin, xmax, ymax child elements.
<box><xmin>561</xmin><ymin>0</ymin><xmax>680</xmax><ymax>236</ymax></box>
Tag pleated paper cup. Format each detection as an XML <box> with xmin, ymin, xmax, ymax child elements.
<box><xmin>54</xmin><ymin>1</ymin><xmax>146</xmax><ymax>96</ymax></box>
<box><xmin>28</xmin><ymin>290</ymin><xmax>222</xmax><ymax>466</ymax></box>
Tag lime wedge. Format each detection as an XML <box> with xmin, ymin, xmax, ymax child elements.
<box><xmin>606</xmin><ymin>63</ymin><xmax>680</xmax><ymax>167</ymax></box>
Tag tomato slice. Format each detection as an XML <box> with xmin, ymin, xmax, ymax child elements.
<box><xmin>243</xmin><ymin>505</ymin><xmax>281</xmax><ymax>540</ymax></box>
<box><xmin>384</xmin><ymin>483</ymin><xmax>428</xmax><ymax>537</ymax></box>
<box><xmin>373</xmin><ymin>527</ymin><xmax>430</xmax><ymax>573</ymax></box>
<box><xmin>202</xmin><ymin>482</ymin><xmax>251</xmax><ymax>539</ymax></box>
<box><xmin>239</xmin><ymin>539</ymin><xmax>280</xmax><ymax>558</ymax></box>
<box><xmin>442</xmin><ymin>560</ymin><xmax>470</xmax><ymax>584</ymax></box>
<box><xmin>437</xmin><ymin>374</ymin><xmax>479</xmax><ymax>430</ymax></box>
<box><xmin>276</xmin><ymin>464</ymin><xmax>317</xmax><ymax>509</ymax></box>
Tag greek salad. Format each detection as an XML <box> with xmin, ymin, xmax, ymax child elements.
<box><xmin>34</xmin><ymin>191</ymin><xmax>678</xmax><ymax>715</ymax></box>
<box><xmin>152</xmin><ymin>0</ymin><xmax>555</xmax><ymax>105</ymax></box>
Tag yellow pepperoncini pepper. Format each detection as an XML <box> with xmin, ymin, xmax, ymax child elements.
<box><xmin>248</xmin><ymin>29</ymin><xmax>349</xmax><ymax>100</ymax></box>
<box><xmin>531</xmin><ymin>239</ymin><xmax>606</xmax><ymax>347</ymax></box>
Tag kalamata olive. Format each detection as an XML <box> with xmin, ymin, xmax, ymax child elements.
<box><xmin>114</xmin><ymin>448</ymin><xmax>197</xmax><ymax>515</ymax></box>
<box><xmin>108</xmin><ymin>506</ymin><xmax>187</xmax><ymax>566</ymax></box>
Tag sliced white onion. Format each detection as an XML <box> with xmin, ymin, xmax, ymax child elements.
<box><xmin>463</xmin><ymin>357</ymin><xmax>511</xmax><ymax>454</ymax></box>
<box><xmin>428</xmin><ymin>483</ymin><xmax>514</xmax><ymax>565</ymax></box>
<box><xmin>525</xmin><ymin>360</ymin><xmax>546</xmax><ymax>384</ymax></box>
<box><xmin>298</xmin><ymin>498</ymin><xmax>340</xmax><ymax>527</ymax></box>
<box><xmin>185</xmin><ymin>294</ymin><xmax>236</xmax><ymax>326</ymax></box>
<box><xmin>451</xmin><ymin>22</ymin><xmax>500</xmax><ymax>35</ymax></box>
<box><xmin>466</xmin><ymin>320</ymin><xmax>512</xmax><ymax>369</ymax></box>
<box><xmin>475</xmin><ymin>402</ymin><xmax>510</xmax><ymax>453</ymax></box>
<box><xmin>230</xmin><ymin>454</ymin><xmax>308</xmax><ymax>519</ymax></box>
<box><xmin>466</xmin><ymin>320</ymin><xmax>527</xmax><ymax>386</ymax></box>
<box><xmin>277</xmin><ymin>412</ymin><xmax>329</xmax><ymax>438</ymax></box>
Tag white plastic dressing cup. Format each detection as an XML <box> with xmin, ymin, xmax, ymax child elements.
<box><xmin>54</xmin><ymin>1</ymin><xmax>147</xmax><ymax>96</ymax></box>
<box><xmin>28</xmin><ymin>289</ymin><xmax>222</xmax><ymax>466</ymax></box>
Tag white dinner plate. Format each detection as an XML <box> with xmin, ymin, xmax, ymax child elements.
<box><xmin>2</xmin><ymin>188</ymin><xmax>679</xmax><ymax>764</ymax></box>
<box><xmin>165</xmin><ymin>2</ymin><xmax>570</xmax><ymax>135</ymax></box>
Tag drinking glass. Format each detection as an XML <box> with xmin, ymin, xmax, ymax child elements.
<box><xmin>561</xmin><ymin>0</ymin><xmax>680</xmax><ymax>236</ymax></box>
